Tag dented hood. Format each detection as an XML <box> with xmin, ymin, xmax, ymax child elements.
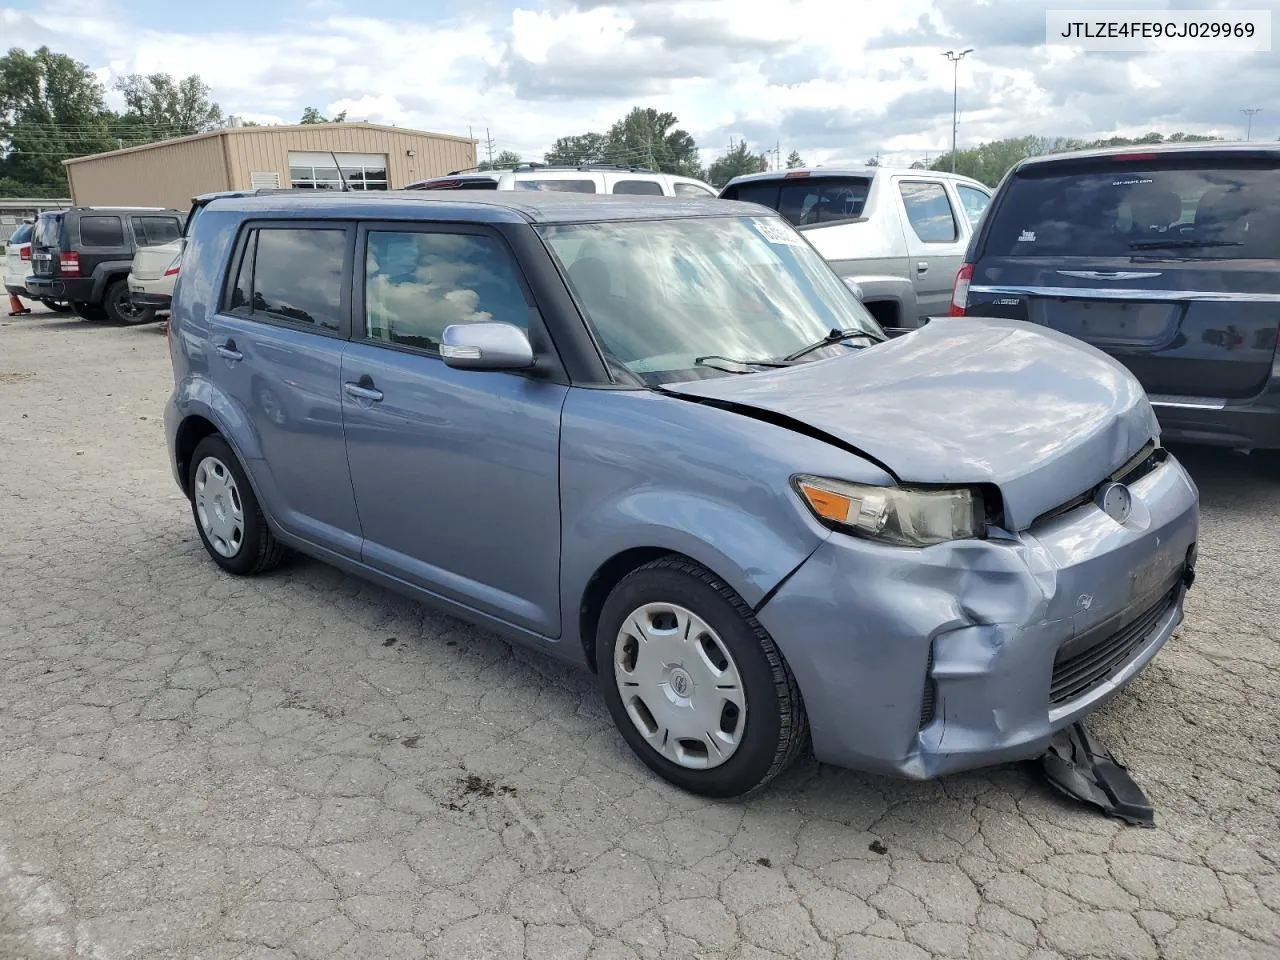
<box><xmin>664</xmin><ymin>317</ymin><xmax>1159</xmax><ymax>531</ymax></box>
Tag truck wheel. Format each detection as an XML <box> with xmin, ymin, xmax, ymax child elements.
<box><xmin>104</xmin><ymin>280</ymin><xmax>155</xmax><ymax>325</ymax></box>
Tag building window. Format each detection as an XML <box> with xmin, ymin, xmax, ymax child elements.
<box><xmin>288</xmin><ymin>151</ymin><xmax>389</xmax><ymax>191</ymax></box>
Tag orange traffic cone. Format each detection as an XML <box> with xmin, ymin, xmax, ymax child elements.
<box><xmin>7</xmin><ymin>292</ymin><xmax>31</xmax><ymax>317</ymax></box>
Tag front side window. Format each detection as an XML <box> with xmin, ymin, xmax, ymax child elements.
<box><xmin>79</xmin><ymin>215</ymin><xmax>124</xmax><ymax>247</ymax></box>
<box><xmin>955</xmin><ymin>184</ymin><xmax>991</xmax><ymax>229</ymax></box>
<box><xmin>612</xmin><ymin>179</ymin><xmax>664</xmax><ymax>196</ymax></box>
<box><xmin>899</xmin><ymin>181</ymin><xmax>959</xmax><ymax>243</ymax></box>
<box><xmin>226</xmin><ymin>227</ymin><xmax>346</xmax><ymax>330</ymax></box>
<box><xmin>514</xmin><ymin>179</ymin><xmax>597</xmax><ymax>193</ymax></box>
<box><xmin>539</xmin><ymin>215</ymin><xmax>880</xmax><ymax>386</ymax></box>
<box><xmin>364</xmin><ymin>231</ymin><xmax>530</xmax><ymax>352</ymax></box>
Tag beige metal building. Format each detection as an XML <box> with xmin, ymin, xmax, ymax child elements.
<box><xmin>63</xmin><ymin>122</ymin><xmax>477</xmax><ymax>209</ymax></box>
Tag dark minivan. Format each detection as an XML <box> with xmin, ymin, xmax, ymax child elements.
<box><xmin>26</xmin><ymin>206</ymin><xmax>185</xmax><ymax>324</ymax></box>
<box><xmin>950</xmin><ymin>142</ymin><xmax>1280</xmax><ymax>471</ymax></box>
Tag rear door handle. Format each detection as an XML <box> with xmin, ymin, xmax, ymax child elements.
<box><xmin>216</xmin><ymin>340</ymin><xmax>243</xmax><ymax>361</ymax></box>
<box><xmin>916</xmin><ymin>261</ymin><xmax>929</xmax><ymax>274</ymax></box>
<box><xmin>343</xmin><ymin>378</ymin><xmax>383</xmax><ymax>402</ymax></box>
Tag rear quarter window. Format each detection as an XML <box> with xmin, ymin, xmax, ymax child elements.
<box><xmin>612</xmin><ymin>179</ymin><xmax>664</xmax><ymax>195</ymax></box>
<box><xmin>982</xmin><ymin>160</ymin><xmax>1280</xmax><ymax>259</ymax></box>
<box><xmin>79</xmin><ymin>215</ymin><xmax>124</xmax><ymax>247</ymax></box>
<box><xmin>515</xmin><ymin>179</ymin><xmax>597</xmax><ymax>193</ymax></box>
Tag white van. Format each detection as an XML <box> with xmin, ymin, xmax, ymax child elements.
<box><xmin>405</xmin><ymin>163</ymin><xmax>719</xmax><ymax>198</ymax></box>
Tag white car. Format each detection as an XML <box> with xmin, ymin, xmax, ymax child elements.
<box><xmin>127</xmin><ymin>237</ymin><xmax>182</xmax><ymax>318</ymax></box>
<box><xmin>405</xmin><ymin>163</ymin><xmax>719</xmax><ymax>198</ymax></box>
<box><xmin>5</xmin><ymin>222</ymin><xmax>33</xmax><ymax>298</ymax></box>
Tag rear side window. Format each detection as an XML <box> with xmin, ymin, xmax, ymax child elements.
<box><xmin>515</xmin><ymin>179</ymin><xmax>597</xmax><ymax>193</ymax></box>
<box><xmin>899</xmin><ymin>181</ymin><xmax>959</xmax><ymax>243</ymax></box>
<box><xmin>79</xmin><ymin>215</ymin><xmax>124</xmax><ymax>247</ymax></box>
<box><xmin>364</xmin><ymin>231</ymin><xmax>530</xmax><ymax>352</ymax></box>
<box><xmin>132</xmin><ymin>216</ymin><xmax>183</xmax><ymax>247</ymax></box>
<box><xmin>955</xmin><ymin>184</ymin><xmax>991</xmax><ymax>229</ymax></box>
<box><xmin>721</xmin><ymin>177</ymin><xmax>870</xmax><ymax>226</ymax></box>
<box><xmin>225</xmin><ymin>226</ymin><xmax>347</xmax><ymax>331</ymax></box>
<box><xmin>982</xmin><ymin>160</ymin><xmax>1280</xmax><ymax>259</ymax></box>
<box><xmin>674</xmin><ymin>182</ymin><xmax>716</xmax><ymax>197</ymax></box>
<box><xmin>612</xmin><ymin>179</ymin><xmax>663</xmax><ymax>196</ymax></box>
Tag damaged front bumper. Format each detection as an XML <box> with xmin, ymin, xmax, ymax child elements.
<box><xmin>754</xmin><ymin>451</ymin><xmax>1199</xmax><ymax>780</ymax></box>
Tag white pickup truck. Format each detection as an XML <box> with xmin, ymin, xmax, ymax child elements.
<box><xmin>719</xmin><ymin>166</ymin><xmax>992</xmax><ymax>332</ymax></box>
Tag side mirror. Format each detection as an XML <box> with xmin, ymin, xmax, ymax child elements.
<box><xmin>841</xmin><ymin>277</ymin><xmax>864</xmax><ymax>300</ymax></box>
<box><xmin>440</xmin><ymin>321</ymin><xmax>535</xmax><ymax>371</ymax></box>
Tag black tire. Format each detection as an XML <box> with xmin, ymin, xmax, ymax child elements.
<box><xmin>104</xmin><ymin>279</ymin><xmax>155</xmax><ymax>325</ymax></box>
<box><xmin>187</xmin><ymin>434</ymin><xmax>287</xmax><ymax>576</ymax></box>
<box><xmin>71</xmin><ymin>300</ymin><xmax>108</xmax><ymax>322</ymax></box>
<box><xmin>596</xmin><ymin>557</ymin><xmax>808</xmax><ymax>798</ymax></box>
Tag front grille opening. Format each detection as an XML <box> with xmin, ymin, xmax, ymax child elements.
<box><xmin>1032</xmin><ymin>439</ymin><xmax>1166</xmax><ymax>528</ymax></box>
<box><xmin>919</xmin><ymin>644</ymin><xmax>937</xmax><ymax>729</ymax></box>
<box><xmin>1049</xmin><ymin>584</ymin><xmax>1179</xmax><ymax>705</ymax></box>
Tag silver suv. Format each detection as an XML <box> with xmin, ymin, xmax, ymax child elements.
<box><xmin>406</xmin><ymin>162</ymin><xmax>718</xmax><ymax>198</ymax></box>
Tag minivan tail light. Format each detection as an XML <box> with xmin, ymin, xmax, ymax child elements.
<box><xmin>59</xmin><ymin>251</ymin><xmax>80</xmax><ymax>276</ymax></box>
<box><xmin>163</xmin><ymin>254</ymin><xmax>182</xmax><ymax>277</ymax></box>
<box><xmin>19</xmin><ymin>245</ymin><xmax>30</xmax><ymax>261</ymax></box>
<box><xmin>949</xmin><ymin>263</ymin><xmax>973</xmax><ymax>316</ymax></box>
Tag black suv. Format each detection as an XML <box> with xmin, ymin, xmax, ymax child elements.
<box><xmin>26</xmin><ymin>206</ymin><xmax>186</xmax><ymax>324</ymax></box>
<box><xmin>951</xmin><ymin>142</ymin><xmax>1280</xmax><ymax>470</ymax></box>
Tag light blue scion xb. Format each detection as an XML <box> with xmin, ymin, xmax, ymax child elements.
<box><xmin>163</xmin><ymin>189</ymin><xmax>1199</xmax><ymax>798</ymax></box>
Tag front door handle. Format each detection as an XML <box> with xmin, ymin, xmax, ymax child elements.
<box><xmin>216</xmin><ymin>340</ymin><xmax>243</xmax><ymax>361</ymax></box>
<box><xmin>916</xmin><ymin>261</ymin><xmax>929</xmax><ymax>275</ymax></box>
<box><xmin>343</xmin><ymin>377</ymin><xmax>383</xmax><ymax>402</ymax></box>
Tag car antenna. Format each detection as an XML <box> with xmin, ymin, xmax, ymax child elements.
<box><xmin>329</xmin><ymin>152</ymin><xmax>351</xmax><ymax>191</ymax></box>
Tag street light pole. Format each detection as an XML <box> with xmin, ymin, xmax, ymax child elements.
<box><xmin>1240</xmin><ymin>108</ymin><xmax>1261</xmax><ymax>141</ymax></box>
<box><xmin>943</xmin><ymin>49</ymin><xmax>974</xmax><ymax>172</ymax></box>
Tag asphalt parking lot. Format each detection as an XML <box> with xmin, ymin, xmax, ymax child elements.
<box><xmin>1</xmin><ymin>307</ymin><xmax>1277</xmax><ymax>960</ymax></box>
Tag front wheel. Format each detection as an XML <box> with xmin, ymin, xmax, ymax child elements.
<box><xmin>187</xmin><ymin>435</ymin><xmax>287</xmax><ymax>575</ymax></box>
<box><xmin>596</xmin><ymin>557</ymin><xmax>808</xmax><ymax>798</ymax></box>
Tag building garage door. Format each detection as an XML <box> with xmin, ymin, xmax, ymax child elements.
<box><xmin>288</xmin><ymin>152</ymin><xmax>389</xmax><ymax>191</ymax></box>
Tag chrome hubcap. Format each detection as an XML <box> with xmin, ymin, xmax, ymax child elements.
<box><xmin>194</xmin><ymin>456</ymin><xmax>244</xmax><ymax>558</ymax></box>
<box><xmin>613</xmin><ymin>602</ymin><xmax>747</xmax><ymax>770</ymax></box>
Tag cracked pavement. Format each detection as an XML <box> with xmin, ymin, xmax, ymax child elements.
<box><xmin>1</xmin><ymin>308</ymin><xmax>1277</xmax><ymax>960</ymax></box>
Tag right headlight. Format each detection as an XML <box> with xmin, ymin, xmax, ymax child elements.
<box><xmin>793</xmin><ymin>475</ymin><xmax>985</xmax><ymax>547</ymax></box>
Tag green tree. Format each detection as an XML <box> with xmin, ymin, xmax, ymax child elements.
<box><xmin>785</xmin><ymin>149</ymin><xmax>803</xmax><ymax>169</ymax></box>
<box><xmin>113</xmin><ymin>73</ymin><xmax>221</xmax><ymax>139</ymax></box>
<box><xmin>603</xmin><ymin>107</ymin><xmax>701</xmax><ymax>175</ymax></box>
<box><xmin>931</xmin><ymin>131</ymin><xmax>1223</xmax><ymax>186</ymax></box>
<box><xmin>479</xmin><ymin>149</ymin><xmax>522</xmax><ymax>171</ymax></box>
<box><xmin>0</xmin><ymin>46</ymin><xmax>114</xmax><ymax>190</ymax></box>
<box><xmin>866</xmin><ymin>156</ymin><xmax>880</xmax><ymax>166</ymax></box>
<box><xmin>544</xmin><ymin>132</ymin><xmax>608</xmax><ymax>166</ymax></box>
<box><xmin>706</xmin><ymin>139</ymin><xmax>768</xmax><ymax>187</ymax></box>
<box><xmin>300</xmin><ymin>106</ymin><xmax>347</xmax><ymax>124</ymax></box>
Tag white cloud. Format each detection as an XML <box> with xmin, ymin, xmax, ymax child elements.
<box><xmin>1</xmin><ymin>0</ymin><xmax>1275</xmax><ymax>174</ymax></box>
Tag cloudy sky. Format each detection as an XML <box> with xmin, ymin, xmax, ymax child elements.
<box><xmin>2</xmin><ymin>0</ymin><xmax>1276</xmax><ymax>169</ymax></box>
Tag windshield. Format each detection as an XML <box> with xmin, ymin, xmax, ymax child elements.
<box><xmin>984</xmin><ymin>160</ymin><xmax>1280</xmax><ymax>260</ymax></box>
<box><xmin>538</xmin><ymin>215</ymin><xmax>881</xmax><ymax>385</ymax></box>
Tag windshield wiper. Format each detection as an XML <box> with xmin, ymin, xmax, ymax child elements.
<box><xmin>783</xmin><ymin>327</ymin><xmax>886</xmax><ymax>362</ymax></box>
<box><xmin>693</xmin><ymin>355</ymin><xmax>793</xmax><ymax>374</ymax></box>
<box><xmin>1128</xmin><ymin>238</ymin><xmax>1243</xmax><ymax>250</ymax></box>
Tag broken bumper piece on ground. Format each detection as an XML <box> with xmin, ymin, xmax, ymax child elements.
<box><xmin>1042</xmin><ymin>720</ymin><xmax>1155</xmax><ymax>827</ymax></box>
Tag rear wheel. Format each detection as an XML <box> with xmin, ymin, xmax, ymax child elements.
<box><xmin>596</xmin><ymin>557</ymin><xmax>808</xmax><ymax>798</ymax></box>
<box><xmin>104</xmin><ymin>279</ymin><xmax>154</xmax><ymax>325</ymax></box>
<box><xmin>188</xmin><ymin>435</ymin><xmax>287</xmax><ymax>576</ymax></box>
<box><xmin>71</xmin><ymin>301</ymin><xmax>108</xmax><ymax>321</ymax></box>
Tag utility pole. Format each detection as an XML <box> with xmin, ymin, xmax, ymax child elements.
<box><xmin>1240</xmin><ymin>108</ymin><xmax>1261</xmax><ymax>141</ymax></box>
<box><xmin>483</xmin><ymin>127</ymin><xmax>495</xmax><ymax>166</ymax></box>
<box><xmin>943</xmin><ymin>48</ymin><xmax>974</xmax><ymax>172</ymax></box>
